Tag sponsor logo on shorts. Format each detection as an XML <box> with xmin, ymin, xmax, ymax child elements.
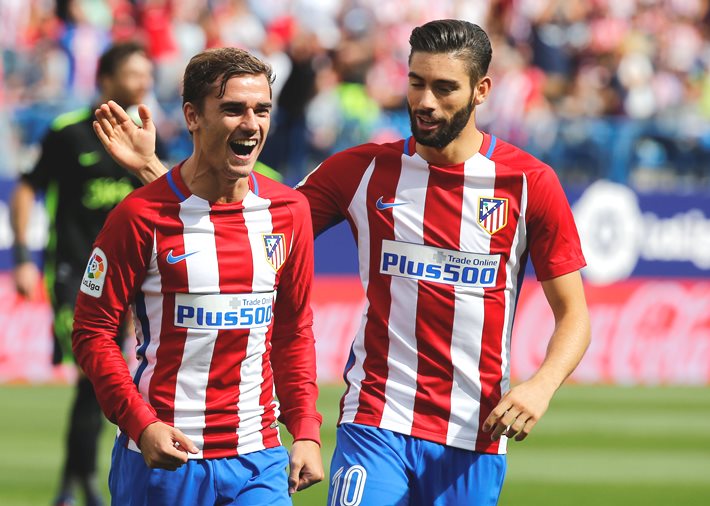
<box><xmin>80</xmin><ymin>247</ymin><xmax>107</xmax><ymax>298</ymax></box>
<box><xmin>380</xmin><ymin>239</ymin><xmax>500</xmax><ymax>287</ymax></box>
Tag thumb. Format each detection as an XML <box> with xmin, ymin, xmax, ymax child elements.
<box><xmin>287</xmin><ymin>463</ymin><xmax>301</xmax><ymax>495</ymax></box>
<box><xmin>171</xmin><ymin>428</ymin><xmax>199</xmax><ymax>454</ymax></box>
<box><xmin>137</xmin><ymin>104</ymin><xmax>155</xmax><ymax>133</ymax></box>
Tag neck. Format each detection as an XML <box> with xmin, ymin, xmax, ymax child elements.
<box><xmin>180</xmin><ymin>156</ymin><xmax>251</xmax><ymax>204</ymax></box>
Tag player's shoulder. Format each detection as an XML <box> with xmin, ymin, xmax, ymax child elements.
<box><xmin>485</xmin><ymin>135</ymin><xmax>553</xmax><ymax>177</ymax></box>
<box><xmin>325</xmin><ymin>139</ymin><xmax>405</xmax><ymax>166</ymax></box>
<box><xmin>110</xmin><ymin>172</ymin><xmax>174</xmax><ymax>219</ymax></box>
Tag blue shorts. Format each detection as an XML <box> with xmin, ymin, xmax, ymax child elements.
<box><xmin>109</xmin><ymin>435</ymin><xmax>291</xmax><ymax>506</ymax></box>
<box><xmin>328</xmin><ymin>423</ymin><xmax>506</xmax><ymax>506</ymax></box>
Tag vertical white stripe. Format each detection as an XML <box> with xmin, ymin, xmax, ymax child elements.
<box><xmin>237</xmin><ymin>191</ymin><xmax>277</xmax><ymax>451</ymax></box>
<box><xmin>447</xmin><ymin>153</ymin><xmax>496</xmax><ymax>446</ymax></box>
<box><xmin>173</xmin><ymin>195</ymin><xmax>220</xmax><ymax>455</ymax></box>
<box><xmin>136</xmin><ymin>233</ymin><xmax>163</xmax><ymax>400</ymax></box>
<box><xmin>379</xmin><ymin>154</ymin><xmax>429</xmax><ymax>433</ymax></box>
<box><xmin>340</xmin><ymin>159</ymin><xmax>376</xmax><ymax>423</ymax></box>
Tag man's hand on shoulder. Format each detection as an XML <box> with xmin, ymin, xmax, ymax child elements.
<box><xmin>137</xmin><ymin>421</ymin><xmax>199</xmax><ymax>470</ymax></box>
<box><xmin>288</xmin><ymin>439</ymin><xmax>324</xmax><ymax>494</ymax></box>
<box><xmin>93</xmin><ymin>100</ymin><xmax>167</xmax><ymax>184</ymax></box>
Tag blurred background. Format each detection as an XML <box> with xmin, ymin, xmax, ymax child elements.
<box><xmin>0</xmin><ymin>0</ymin><xmax>709</xmax><ymax>505</ymax></box>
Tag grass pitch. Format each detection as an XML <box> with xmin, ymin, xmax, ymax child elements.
<box><xmin>0</xmin><ymin>384</ymin><xmax>707</xmax><ymax>505</ymax></box>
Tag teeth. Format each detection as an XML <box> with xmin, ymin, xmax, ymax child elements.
<box><xmin>231</xmin><ymin>140</ymin><xmax>257</xmax><ymax>146</ymax></box>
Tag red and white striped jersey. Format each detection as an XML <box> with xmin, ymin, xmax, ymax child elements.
<box><xmin>73</xmin><ymin>166</ymin><xmax>321</xmax><ymax>459</ymax></box>
<box><xmin>297</xmin><ymin>134</ymin><xmax>585</xmax><ymax>454</ymax></box>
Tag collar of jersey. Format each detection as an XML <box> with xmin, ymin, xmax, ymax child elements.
<box><xmin>166</xmin><ymin>162</ymin><xmax>258</xmax><ymax>203</ymax></box>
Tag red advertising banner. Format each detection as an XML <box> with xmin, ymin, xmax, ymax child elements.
<box><xmin>2</xmin><ymin>274</ymin><xmax>709</xmax><ymax>385</ymax></box>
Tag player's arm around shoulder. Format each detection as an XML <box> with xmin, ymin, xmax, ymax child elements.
<box><xmin>484</xmin><ymin>270</ymin><xmax>590</xmax><ymax>442</ymax></box>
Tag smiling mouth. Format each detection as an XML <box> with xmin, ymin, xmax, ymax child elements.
<box><xmin>229</xmin><ymin>139</ymin><xmax>258</xmax><ymax>157</ymax></box>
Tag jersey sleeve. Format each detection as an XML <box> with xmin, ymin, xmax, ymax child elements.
<box><xmin>269</xmin><ymin>193</ymin><xmax>322</xmax><ymax>444</ymax></box>
<box><xmin>296</xmin><ymin>144</ymin><xmax>376</xmax><ymax>236</ymax></box>
<box><xmin>525</xmin><ymin>166</ymin><xmax>586</xmax><ymax>281</ymax></box>
<box><xmin>71</xmin><ymin>195</ymin><xmax>159</xmax><ymax>443</ymax></box>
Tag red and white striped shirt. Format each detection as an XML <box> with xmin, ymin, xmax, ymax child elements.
<box><xmin>297</xmin><ymin>133</ymin><xmax>585</xmax><ymax>454</ymax></box>
<box><xmin>73</xmin><ymin>166</ymin><xmax>321</xmax><ymax>459</ymax></box>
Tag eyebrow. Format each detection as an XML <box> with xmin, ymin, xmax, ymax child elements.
<box><xmin>407</xmin><ymin>71</ymin><xmax>460</xmax><ymax>87</ymax></box>
<box><xmin>219</xmin><ymin>101</ymin><xmax>273</xmax><ymax>110</ymax></box>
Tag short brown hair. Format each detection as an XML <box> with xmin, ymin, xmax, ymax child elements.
<box><xmin>96</xmin><ymin>41</ymin><xmax>147</xmax><ymax>83</ymax></box>
<box><xmin>409</xmin><ymin>19</ymin><xmax>492</xmax><ymax>85</ymax></box>
<box><xmin>182</xmin><ymin>47</ymin><xmax>274</xmax><ymax>111</ymax></box>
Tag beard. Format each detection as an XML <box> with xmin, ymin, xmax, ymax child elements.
<box><xmin>408</xmin><ymin>100</ymin><xmax>474</xmax><ymax>149</ymax></box>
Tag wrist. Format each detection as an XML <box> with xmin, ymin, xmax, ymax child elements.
<box><xmin>12</xmin><ymin>243</ymin><xmax>31</xmax><ymax>265</ymax></box>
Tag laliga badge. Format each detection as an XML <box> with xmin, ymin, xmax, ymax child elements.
<box><xmin>478</xmin><ymin>197</ymin><xmax>508</xmax><ymax>235</ymax></box>
<box><xmin>262</xmin><ymin>234</ymin><xmax>286</xmax><ymax>271</ymax></box>
<box><xmin>80</xmin><ymin>247</ymin><xmax>107</xmax><ymax>298</ymax></box>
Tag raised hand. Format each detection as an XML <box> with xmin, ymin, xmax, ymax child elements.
<box><xmin>93</xmin><ymin>100</ymin><xmax>160</xmax><ymax>179</ymax></box>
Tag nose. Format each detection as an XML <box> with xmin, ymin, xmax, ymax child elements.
<box><xmin>417</xmin><ymin>87</ymin><xmax>437</xmax><ymax>111</ymax></box>
<box><xmin>241</xmin><ymin>109</ymin><xmax>258</xmax><ymax>132</ymax></box>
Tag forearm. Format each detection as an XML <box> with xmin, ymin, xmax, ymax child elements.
<box><xmin>531</xmin><ymin>306</ymin><xmax>590</xmax><ymax>392</ymax></box>
<box><xmin>73</xmin><ymin>326</ymin><xmax>159</xmax><ymax>440</ymax></box>
<box><xmin>271</xmin><ymin>321</ymin><xmax>321</xmax><ymax>444</ymax></box>
<box><xmin>10</xmin><ymin>182</ymin><xmax>35</xmax><ymax>248</ymax></box>
<box><xmin>138</xmin><ymin>154</ymin><xmax>169</xmax><ymax>185</ymax></box>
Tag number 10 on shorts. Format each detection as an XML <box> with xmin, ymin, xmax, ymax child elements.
<box><xmin>330</xmin><ymin>465</ymin><xmax>367</xmax><ymax>506</ymax></box>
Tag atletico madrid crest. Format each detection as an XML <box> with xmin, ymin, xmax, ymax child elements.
<box><xmin>262</xmin><ymin>233</ymin><xmax>286</xmax><ymax>271</ymax></box>
<box><xmin>477</xmin><ymin>197</ymin><xmax>508</xmax><ymax>235</ymax></box>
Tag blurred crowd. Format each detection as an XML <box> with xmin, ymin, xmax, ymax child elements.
<box><xmin>1</xmin><ymin>0</ymin><xmax>709</xmax><ymax>188</ymax></box>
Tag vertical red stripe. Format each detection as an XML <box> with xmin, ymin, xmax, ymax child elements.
<box><xmin>475</xmin><ymin>170</ymin><xmax>523</xmax><ymax>452</ymax></box>
<box><xmin>352</xmin><ymin>150</ymin><xmax>403</xmax><ymax>425</ymax></box>
<box><xmin>202</xmin><ymin>208</ymin><xmax>253</xmax><ymax>456</ymax></box>
<box><xmin>149</xmin><ymin>212</ymin><xmax>190</xmax><ymax>426</ymax></box>
<box><xmin>410</xmin><ymin>165</ymin><xmax>464</xmax><ymax>440</ymax></box>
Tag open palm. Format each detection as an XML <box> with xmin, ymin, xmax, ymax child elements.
<box><xmin>93</xmin><ymin>100</ymin><xmax>157</xmax><ymax>174</ymax></box>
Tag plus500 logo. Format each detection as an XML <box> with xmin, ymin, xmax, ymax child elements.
<box><xmin>174</xmin><ymin>293</ymin><xmax>274</xmax><ymax>330</ymax></box>
<box><xmin>380</xmin><ymin>240</ymin><xmax>500</xmax><ymax>288</ymax></box>
<box><xmin>176</xmin><ymin>305</ymin><xmax>272</xmax><ymax>329</ymax></box>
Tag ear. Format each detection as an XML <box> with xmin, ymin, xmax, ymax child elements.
<box><xmin>183</xmin><ymin>102</ymin><xmax>200</xmax><ymax>133</ymax></box>
<box><xmin>473</xmin><ymin>76</ymin><xmax>492</xmax><ymax>106</ymax></box>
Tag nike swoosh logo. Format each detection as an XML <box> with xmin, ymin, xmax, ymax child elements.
<box><xmin>166</xmin><ymin>250</ymin><xmax>199</xmax><ymax>264</ymax></box>
<box><xmin>376</xmin><ymin>197</ymin><xmax>407</xmax><ymax>210</ymax></box>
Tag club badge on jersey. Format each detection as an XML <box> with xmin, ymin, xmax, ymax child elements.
<box><xmin>478</xmin><ymin>197</ymin><xmax>509</xmax><ymax>235</ymax></box>
<box><xmin>262</xmin><ymin>234</ymin><xmax>286</xmax><ymax>271</ymax></box>
<box><xmin>80</xmin><ymin>247</ymin><xmax>107</xmax><ymax>298</ymax></box>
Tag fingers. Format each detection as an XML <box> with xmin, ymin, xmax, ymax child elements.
<box><xmin>138</xmin><ymin>422</ymin><xmax>197</xmax><ymax>470</ymax></box>
<box><xmin>171</xmin><ymin>428</ymin><xmax>199</xmax><ymax>454</ymax></box>
<box><xmin>288</xmin><ymin>465</ymin><xmax>300</xmax><ymax>495</ymax></box>
<box><xmin>137</xmin><ymin>104</ymin><xmax>155</xmax><ymax>133</ymax></box>
<box><xmin>107</xmin><ymin>100</ymin><xmax>131</xmax><ymax>123</ymax></box>
<box><xmin>288</xmin><ymin>464</ymin><xmax>323</xmax><ymax>494</ymax></box>
<box><xmin>482</xmin><ymin>393</ymin><xmax>536</xmax><ymax>442</ymax></box>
